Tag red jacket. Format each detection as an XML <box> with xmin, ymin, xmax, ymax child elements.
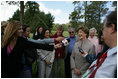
<box><xmin>51</xmin><ymin>33</ymin><xmax>65</xmax><ymax>59</ymax></box>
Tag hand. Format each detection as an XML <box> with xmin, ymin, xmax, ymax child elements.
<box><xmin>54</xmin><ymin>43</ymin><xmax>62</xmax><ymax>49</ymax></box>
<box><xmin>80</xmin><ymin>50</ymin><xmax>88</xmax><ymax>57</ymax></box>
<box><xmin>45</xmin><ymin>59</ymin><xmax>52</xmax><ymax>65</ymax></box>
<box><xmin>73</xmin><ymin>68</ymin><xmax>81</xmax><ymax>75</ymax></box>
<box><xmin>55</xmin><ymin>37</ymin><xmax>64</xmax><ymax>41</ymax></box>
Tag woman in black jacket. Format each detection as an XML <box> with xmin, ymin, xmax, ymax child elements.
<box><xmin>1</xmin><ymin>21</ymin><xmax>63</xmax><ymax>78</ymax></box>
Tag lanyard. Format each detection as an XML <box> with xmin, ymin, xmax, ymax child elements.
<box><xmin>88</xmin><ymin>51</ymin><xmax>107</xmax><ymax>78</ymax></box>
<box><xmin>89</xmin><ymin>52</ymin><xmax>107</xmax><ymax>70</ymax></box>
<box><xmin>82</xmin><ymin>52</ymin><xmax>107</xmax><ymax>78</ymax></box>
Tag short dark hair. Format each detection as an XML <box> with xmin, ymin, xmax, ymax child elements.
<box><xmin>105</xmin><ymin>11</ymin><xmax>117</xmax><ymax>31</ymax></box>
<box><xmin>22</xmin><ymin>24</ymin><xmax>30</xmax><ymax>32</ymax></box>
<box><xmin>57</xmin><ymin>25</ymin><xmax>64</xmax><ymax>32</ymax></box>
<box><xmin>77</xmin><ymin>26</ymin><xmax>89</xmax><ymax>38</ymax></box>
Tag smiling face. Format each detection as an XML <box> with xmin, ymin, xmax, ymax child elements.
<box><xmin>89</xmin><ymin>30</ymin><xmax>95</xmax><ymax>38</ymax></box>
<box><xmin>78</xmin><ymin>29</ymin><xmax>87</xmax><ymax>40</ymax></box>
<box><xmin>38</xmin><ymin>27</ymin><xmax>43</xmax><ymax>34</ymax></box>
<box><xmin>23</xmin><ymin>27</ymin><xmax>30</xmax><ymax>37</ymax></box>
<box><xmin>16</xmin><ymin>26</ymin><xmax>23</xmax><ymax>36</ymax></box>
<box><xmin>44</xmin><ymin>30</ymin><xmax>50</xmax><ymax>38</ymax></box>
<box><xmin>69</xmin><ymin>30</ymin><xmax>75</xmax><ymax>38</ymax></box>
<box><xmin>56</xmin><ymin>29</ymin><xmax>63</xmax><ymax>36</ymax></box>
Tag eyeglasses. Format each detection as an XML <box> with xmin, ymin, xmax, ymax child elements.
<box><xmin>69</xmin><ymin>32</ymin><xmax>74</xmax><ymax>34</ymax></box>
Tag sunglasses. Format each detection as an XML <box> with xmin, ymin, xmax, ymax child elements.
<box><xmin>69</xmin><ymin>32</ymin><xmax>74</xmax><ymax>34</ymax></box>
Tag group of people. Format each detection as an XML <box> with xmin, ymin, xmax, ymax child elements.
<box><xmin>1</xmin><ymin>11</ymin><xmax>117</xmax><ymax>78</ymax></box>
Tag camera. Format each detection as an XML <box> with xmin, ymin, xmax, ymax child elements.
<box><xmin>78</xmin><ymin>47</ymin><xmax>84</xmax><ymax>54</ymax></box>
<box><xmin>62</xmin><ymin>38</ymin><xmax>70</xmax><ymax>46</ymax></box>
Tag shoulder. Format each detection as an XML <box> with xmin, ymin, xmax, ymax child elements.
<box><xmin>17</xmin><ymin>36</ymin><xmax>28</xmax><ymax>44</ymax></box>
<box><xmin>94</xmin><ymin>36</ymin><xmax>98</xmax><ymax>39</ymax></box>
<box><xmin>75</xmin><ymin>41</ymin><xmax>79</xmax><ymax>45</ymax></box>
<box><xmin>17</xmin><ymin>36</ymin><xmax>26</xmax><ymax>40</ymax></box>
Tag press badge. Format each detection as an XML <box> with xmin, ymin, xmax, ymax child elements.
<box><xmin>82</xmin><ymin>67</ymin><xmax>95</xmax><ymax>78</ymax></box>
<box><xmin>82</xmin><ymin>70</ymin><xmax>91</xmax><ymax>78</ymax></box>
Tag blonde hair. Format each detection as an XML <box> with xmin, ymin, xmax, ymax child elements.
<box><xmin>2</xmin><ymin>21</ymin><xmax>22</xmax><ymax>48</ymax></box>
<box><xmin>1</xmin><ymin>21</ymin><xmax>8</xmax><ymax>32</ymax></box>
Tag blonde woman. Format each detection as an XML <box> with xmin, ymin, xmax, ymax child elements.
<box><xmin>1</xmin><ymin>21</ymin><xmax>63</xmax><ymax>78</ymax></box>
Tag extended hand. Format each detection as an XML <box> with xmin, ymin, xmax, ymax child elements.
<box><xmin>54</xmin><ymin>43</ymin><xmax>62</xmax><ymax>49</ymax></box>
<box><xmin>56</xmin><ymin>37</ymin><xmax>64</xmax><ymax>41</ymax></box>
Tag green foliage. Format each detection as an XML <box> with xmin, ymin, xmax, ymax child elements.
<box><xmin>29</xmin><ymin>33</ymin><xmax>33</xmax><ymax>38</ymax></box>
<box><xmin>8</xmin><ymin>9</ymin><xmax>20</xmax><ymax>21</ymax></box>
<box><xmin>112</xmin><ymin>1</ymin><xmax>117</xmax><ymax>11</ymax></box>
<box><xmin>7</xmin><ymin>1</ymin><xmax>54</xmax><ymax>33</ymax></box>
<box><xmin>69</xmin><ymin>1</ymin><xmax>109</xmax><ymax>33</ymax></box>
<box><xmin>112</xmin><ymin>1</ymin><xmax>117</xmax><ymax>7</ymax></box>
<box><xmin>24</xmin><ymin>1</ymin><xmax>54</xmax><ymax>32</ymax></box>
<box><xmin>6</xmin><ymin>1</ymin><xmax>19</xmax><ymax>6</ymax></box>
<box><xmin>86</xmin><ymin>1</ymin><xmax>108</xmax><ymax>31</ymax></box>
<box><xmin>52</xmin><ymin>23</ymin><xmax>70</xmax><ymax>32</ymax></box>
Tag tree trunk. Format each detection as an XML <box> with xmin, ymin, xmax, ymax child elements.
<box><xmin>98</xmin><ymin>2</ymin><xmax>101</xmax><ymax>32</ymax></box>
<box><xmin>84</xmin><ymin>1</ymin><xmax>87</xmax><ymax>26</ymax></box>
<box><xmin>20</xmin><ymin>1</ymin><xmax>24</xmax><ymax>24</ymax></box>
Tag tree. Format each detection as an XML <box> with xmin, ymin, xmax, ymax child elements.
<box><xmin>69</xmin><ymin>1</ymin><xmax>109</xmax><ymax>32</ymax></box>
<box><xmin>7</xmin><ymin>1</ymin><xmax>54</xmax><ymax>33</ymax></box>
<box><xmin>24</xmin><ymin>1</ymin><xmax>54</xmax><ymax>32</ymax></box>
<box><xmin>112</xmin><ymin>1</ymin><xmax>117</xmax><ymax>11</ymax></box>
<box><xmin>5</xmin><ymin>1</ymin><xmax>24</xmax><ymax>24</ymax></box>
<box><xmin>20</xmin><ymin>1</ymin><xmax>24</xmax><ymax>24</ymax></box>
<box><xmin>69</xmin><ymin>1</ymin><xmax>88</xmax><ymax>26</ymax></box>
<box><xmin>8</xmin><ymin>9</ymin><xmax>20</xmax><ymax>21</ymax></box>
<box><xmin>86</xmin><ymin>1</ymin><xmax>108</xmax><ymax>31</ymax></box>
<box><xmin>52</xmin><ymin>23</ymin><xmax>60</xmax><ymax>31</ymax></box>
<box><xmin>6</xmin><ymin>1</ymin><xmax>54</xmax><ymax>32</ymax></box>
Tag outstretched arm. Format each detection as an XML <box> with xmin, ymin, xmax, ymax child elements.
<box><xmin>27</xmin><ymin>37</ymin><xmax>64</xmax><ymax>44</ymax></box>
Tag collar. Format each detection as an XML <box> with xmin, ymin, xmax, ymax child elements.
<box><xmin>89</xmin><ymin>36</ymin><xmax>98</xmax><ymax>39</ymax></box>
<box><xmin>69</xmin><ymin>36</ymin><xmax>76</xmax><ymax>39</ymax></box>
<box><xmin>107</xmin><ymin>46</ymin><xmax>117</xmax><ymax>57</ymax></box>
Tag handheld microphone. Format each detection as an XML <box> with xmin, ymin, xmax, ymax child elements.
<box><xmin>62</xmin><ymin>38</ymin><xmax>70</xmax><ymax>46</ymax></box>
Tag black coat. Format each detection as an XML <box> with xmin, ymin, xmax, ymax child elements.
<box><xmin>1</xmin><ymin>36</ymin><xmax>54</xmax><ymax>78</ymax></box>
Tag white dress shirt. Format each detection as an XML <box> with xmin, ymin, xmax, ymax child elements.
<box><xmin>83</xmin><ymin>46</ymin><xmax>117</xmax><ymax>78</ymax></box>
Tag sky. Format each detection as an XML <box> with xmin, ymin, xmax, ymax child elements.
<box><xmin>1</xmin><ymin>1</ymin><xmax>115</xmax><ymax>24</ymax></box>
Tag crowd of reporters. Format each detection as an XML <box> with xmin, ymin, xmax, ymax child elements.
<box><xmin>1</xmin><ymin>11</ymin><xmax>117</xmax><ymax>78</ymax></box>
